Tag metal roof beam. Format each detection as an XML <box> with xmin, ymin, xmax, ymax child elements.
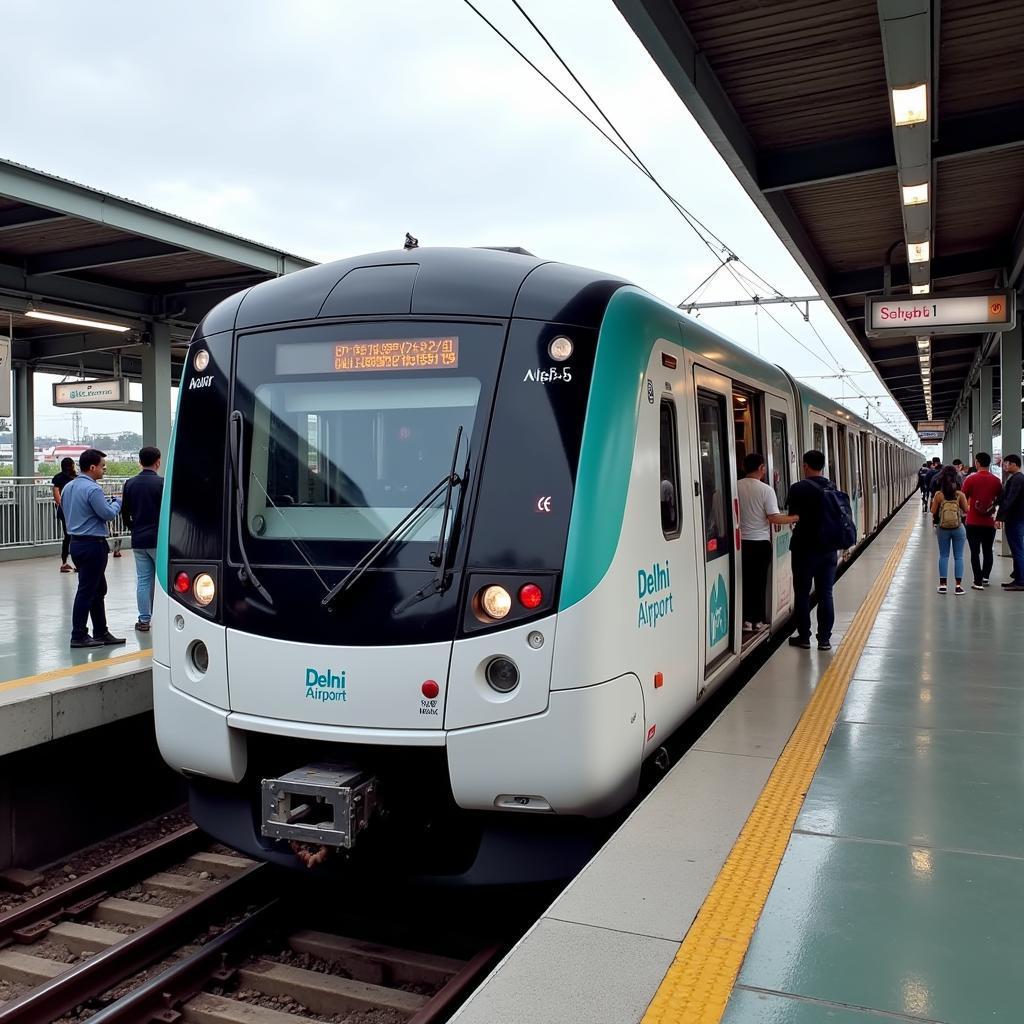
<box><xmin>0</xmin><ymin>259</ymin><xmax>152</xmax><ymax>316</ymax></box>
<box><xmin>27</xmin><ymin>239</ymin><xmax>187</xmax><ymax>277</ymax></box>
<box><xmin>12</xmin><ymin>331</ymin><xmax>141</xmax><ymax>362</ymax></box>
<box><xmin>829</xmin><ymin>246</ymin><xmax>1006</xmax><ymax>297</ymax></box>
<box><xmin>0</xmin><ymin>205</ymin><xmax>68</xmax><ymax>232</ymax></box>
<box><xmin>0</xmin><ymin>158</ymin><xmax>312</xmax><ymax>276</ymax></box>
<box><xmin>759</xmin><ymin>105</ymin><xmax>1024</xmax><ymax>192</ymax></box>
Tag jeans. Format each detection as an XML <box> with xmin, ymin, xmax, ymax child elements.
<box><xmin>965</xmin><ymin>524</ymin><xmax>996</xmax><ymax>584</ymax></box>
<box><xmin>134</xmin><ymin>548</ymin><xmax>156</xmax><ymax>623</ymax></box>
<box><xmin>69</xmin><ymin>539</ymin><xmax>109</xmax><ymax>642</ymax></box>
<box><xmin>742</xmin><ymin>539</ymin><xmax>772</xmax><ymax>624</ymax></box>
<box><xmin>1006</xmin><ymin>519</ymin><xmax>1024</xmax><ymax>581</ymax></box>
<box><xmin>56</xmin><ymin>508</ymin><xmax>71</xmax><ymax>565</ymax></box>
<box><xmin>936</xmin><ymin>524</ymin><xmax>966</xmax><ymax>581</ymax></box>
<box><xmin>792</xmin><ymin>549</ymin><xmax>838</xmax><ymax>642</ymax></box>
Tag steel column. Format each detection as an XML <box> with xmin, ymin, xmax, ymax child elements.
<box><xmin>977</xmin><ymin>365</ymin><xmax>994</xmax><ymax>460</ymax></box>
<box><xmin>970</xmin><ymin>384</ymin><xmax>982</xmax><ymax>463</ymax></box>
<box><xmin>141</xmin><ymin>323</ymin><xmax>172</xmax><ymax>459</ymax></box>
<box><xmin>1001</xmin><ymin>319</ymin><xmax>1022</xmax><ymax>557</ymax></box>
<box><xmin>13</xmin><ymin>363</ymin><xmax>34</xmax><ymax>477</ymax></box>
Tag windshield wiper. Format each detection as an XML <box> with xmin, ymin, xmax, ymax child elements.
<box><xmin>229</xmin><ymin>410</ymin><xmax>273</xmax><ymax>605</ymax></box>
<box><xmin>393</xmin><ymin>427</ymin><xmax>468</xmax><ymax>615</ymax></box>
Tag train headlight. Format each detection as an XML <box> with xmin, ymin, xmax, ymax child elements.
<box><xmin>480</xmin><ymin>585</ymin><xmax>512</xmax><ymax>620</ymax></box>
<box><xmin>193</xmin><ymin>573</ymin><xmax>216</xmax><ymax>607</ymax></box>
<box><xmin>485</xmin><ymin>657</ymin><xmax>520</xmax><ymax>693</ymax></box>
<box><xmin>193</xmin><ymin>349</ymin><xmax>210</xmax><ymax>372</ymax></box>
<box><xmin>548</xmin><ymin>336</ymin><xmax>573</xmax><ymax>362</ymax></box>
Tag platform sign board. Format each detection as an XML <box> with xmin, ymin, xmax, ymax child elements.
<box><xmin>917</xmin><ymin>420</ymin><xmax>945</xmax><ymax>442</ymax></box>
<box><xmin>52</xmin><ymin>378</ymin><xmax>142</xmax><ymax>412</ymax></box>
<box><xmin>865</xmin><ymin>291</ymin><xmax>1015</xmax><ymax>338</ymax></box>
<box><xmin>0</xmin><ymin>337</ymin><xmax>10</xmax><ymax>418</ymax></box>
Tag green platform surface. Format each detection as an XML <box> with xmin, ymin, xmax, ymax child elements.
<box><xmin>730</xmin><ymin>508</ymin><xmax>1024</xmax><ymax>1024</ymax></box>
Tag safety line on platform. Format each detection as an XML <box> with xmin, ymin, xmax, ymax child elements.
<box><xmin>641</xmin><ymin>512</ymin><xmax>917</xmax><ymax>1024</ymax></box>
<box><xmin>0</xmin><ymin>649</ymin><xmax>153</xmax><ymax>695</ymax></box>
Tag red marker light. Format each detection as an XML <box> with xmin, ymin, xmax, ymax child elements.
<box><xmin>518</xmin><ymin>583</ymin><xmax>543</xmax><ymax>609</ymax></box>
<box><xmin>421</xmin><ymin>680</ymin><xmax>439</xmax><ymax>699</ymax></box>
<box><xmin>174</xmin><ymin>571</ymin><xmax>191</xmax><ymax>594</ymax></box>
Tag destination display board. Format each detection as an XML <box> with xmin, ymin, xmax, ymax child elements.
<box><xmin>917</xmin><ymin>419</ymin><xmax>945</xmax><ymax>442</ymax></box>
<box><xmin>276</xmin><ymin>337</ymin><xmax>459</xmax><ymax>376</ymax></box>
<box><xmin>866</xmin><ymin>291</ymin><xmax>1015</xmax><ymax>338</ymax></box>
<box><xmin>53</xmin><ymin>379</ymin><xmax>123</xmax><ymax>405</ymax></box>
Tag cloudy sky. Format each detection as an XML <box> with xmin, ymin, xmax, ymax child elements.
<box><xmin>2</xmin><ymin>0</ymin><xmax>916</xmax><ymax>443</ymax></box>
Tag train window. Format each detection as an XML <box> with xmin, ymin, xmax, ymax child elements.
<box><xmin>848</xmin><ymin>433</ymin><xmax>860</xmax><ymax>495</ymax></box>
<box><xmin>826</xmin><ymin>425</ymin><xmax>839</xmax><ymax>484</ymax></box>
<box><xmin>732</xmin><ymin>388</ymin><xmax>761</xmax><ymax>475</ymax></box>
<box><xmin>659</xmin><ymin>398</ymin><xmax>681</xmax><ymax>539</ymax></box>
<box><xmin>698</xmin><ymin>391</ymin><xmax>731</xmax><ymax>559</ymax></box>
<box><xmin>813</xmin><ymin>422</ymin><xmax>825</xmax><ymax>456</ymax></box>
<box><xmin>770</xmin><ymin>412</ymin><xmax>790</xmax><ymax>507</ymax></box>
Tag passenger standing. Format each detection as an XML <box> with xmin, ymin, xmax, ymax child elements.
<box><xmin>962</xmin><ymin>452</ymin><xmax>1002</xmax><ymax>590</ymax></box>
<box><xmin>737</xmin><ymin>452</ymin><xmax>799</xmax><ymax>632</ymax></box>
<box><xmin>120</xmin><ymin>447</ymin><xmax>164</xmax><ymax>632</ymax></box>
<box><xmin>786</xmin><ymin>450</ymin><xmax>839</xmax><ymax>651</ymax></box>
<box><xmin>996</xmin><ymin>454</ymin><xmax>1024</xmax><ymax>591</ymax></box>
<box><xmin>952</xmin><ymin>459</ymin><xmax>966</xmax><ymax>487</ymax></box>
<box><xmin>918</xmin><ymin>462</ymin><xmax>932</xmax><ymax>509</ymax></box>
<box><xmin>51</xmin><ymin>456</ymin><xmax>77</xmax><ymax>573</ymax></box>
<box><xmin>60</xmin><ymin>449</ymin><xmax>124</xmax><ymax>649</ymax></box>
<box><xmin>930</xmin><ymin>466</ymin><xmax>968</xmax><ymax>595</ymax></box>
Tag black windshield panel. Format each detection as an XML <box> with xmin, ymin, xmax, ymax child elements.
<box><xmin>231</xmin><ymin>320</ymin><xmax>504</xmax><ymax>571</ymax></box>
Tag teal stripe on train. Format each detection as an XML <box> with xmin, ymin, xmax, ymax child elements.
<box><xmin>156</xmin><ymin>362</ymin><xmax>188</xmax><ymax>592</ymax></box>
<box><xmin>560</xmin><ymin>287</ymin><xmax>663</xmax><ymax>610</ymax></box>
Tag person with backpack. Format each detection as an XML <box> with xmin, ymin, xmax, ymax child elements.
<box><xmin>930</xmin><ymin>465</ymin><xmax>969</xmax><ymax>594</ymax></box>
<box><xmin>917</xmin><ymin>462</ymin><xmax>932</xmax><ymax>509</ymax></box>
<box><xmin>961</xmin><ymin>452</ymin><xmax>1002</xmax><ymax>590</ymax></box>
<box><xmin>785</xmin><ymin>449</ymin><xmax>856</xmax><ymax>651</ymax></box>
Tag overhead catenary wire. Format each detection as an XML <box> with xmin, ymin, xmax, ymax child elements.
<box><xmin>460</xmin><ymin>0</ymin><xmax>914</xmax><ymax>439</ymax></box>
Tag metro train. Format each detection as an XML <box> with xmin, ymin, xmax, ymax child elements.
<box><xmin>153</xmin><ymin>247</ymin><xmax>918</xmax><ymax>881</ymax></box>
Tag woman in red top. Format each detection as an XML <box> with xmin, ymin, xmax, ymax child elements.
<box><xmin>962</xmin><ymin>452</ymin><xmax>1003</xmax><ymax>590</ymax></box>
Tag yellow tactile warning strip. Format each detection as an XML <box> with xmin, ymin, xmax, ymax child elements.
<box><xmin>0</xmin><ymin>649</ymin><xmax>153</xmax><ymax>695</ymax></box>
<box><xmin>642</xmin><ymin>517</ymin><xmax>915</xmax><ymax>1024</ymax></box>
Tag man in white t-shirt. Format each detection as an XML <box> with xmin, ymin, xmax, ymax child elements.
<box><xmin>738</xmin><ymin>452</ymin><xmax>799</xmax><ymax>631</ymax></box>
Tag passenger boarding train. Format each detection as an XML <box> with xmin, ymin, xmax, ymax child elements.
<box><xmin>153</xmin><ymin>248</ymin><xmax>918</xmax><ymax>881</ymax></box>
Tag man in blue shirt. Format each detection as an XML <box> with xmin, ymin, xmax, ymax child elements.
<box><xmin>61</xmin><ymin>449</ymin><xmax>125</xmax><ymax>648</ymax></box>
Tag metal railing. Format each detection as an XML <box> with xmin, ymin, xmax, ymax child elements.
<box><xmin>0</xmin><ymin>476</ymin><xmax>130</xmax><ymax>550</ymax></box>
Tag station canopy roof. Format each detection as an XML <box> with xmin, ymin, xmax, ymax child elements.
<box><xmin>615</xmin><ymin>0</ymin><xmax>1024</xmax><ymax>426</ymax></box>
<box><xmin>0</xmin><ymin>158</ymin><xmax>314</xmax><ymax>380</ymax></box>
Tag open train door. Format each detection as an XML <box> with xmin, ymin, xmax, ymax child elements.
<box><xmin>691</xmin><ymin>366</ymin><xmax>739</xmax><ymax>686</ymax></box>
<box><xmin>765</xmin><ymin>394</ymin><xmax>797</xmax><ymax>626</ymax></box>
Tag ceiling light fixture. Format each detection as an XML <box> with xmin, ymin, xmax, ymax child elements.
<box><xmin>907</xmin><ymin>241</ymin><xmax>930</xmax><ymax>264</ymax></box>
<box><xmin>902</xmin><ymin>183</ymin><xmax>929</xmax><ymax>206</ymax></box>
<box><xmin>26</xmin><ymin>310</ymin><xmax>131</xmax><ymax>333</ymax></box>
<box><xmin>892</xmin><ymin>84</ymin><xmax>928</xmax><ymax>126</ymax></box>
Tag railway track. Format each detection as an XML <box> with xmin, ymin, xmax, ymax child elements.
<box><xmin>0</xmin><ymin>825</ymin><xmax>498</xmax><ymax>1023</ymax></box>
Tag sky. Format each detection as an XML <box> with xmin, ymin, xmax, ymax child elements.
<box><xmin>1</xmin><ymin>0</ymin><xmax>919</xmax><ymax>445</ymax></box>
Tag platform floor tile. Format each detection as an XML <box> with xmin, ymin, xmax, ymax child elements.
<box><xmin>737</xmin><ymin>832</ymin><xmax>1024</xmax><ymax>1023</ymax></box>
<box><xmin>724</xmin><ymin>989</ymin><xmax>900</xmax><ymax>1022</ymax></box>
<box><xmin>547</xmin><ymin>750</ymin><xmax>774</xmax><ymax>942</ymax></box>
<box><xmin>795</xmin><ymin>721</ymin><xmax>1024</xmax><ymax>857</ymax></box>
<box><xmin>849</xmin><ymin>645</ymin><xmax>1022</xmax><ymax>684</ymax></box>
<box><xmin>841</xmin><ymin>674</ymin><xmax>1024</xmax><ymax>734</ymax></box>
<box><xmin>448</xmin><ymin>918</ymin><xmax>678</xmax><ymax>1024</ymax></box>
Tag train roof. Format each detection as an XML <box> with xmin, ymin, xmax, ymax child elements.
<box><xmin>199</xmin><ymin>247</ymin><xmax>627</xmax><ymax>336</ymax></box>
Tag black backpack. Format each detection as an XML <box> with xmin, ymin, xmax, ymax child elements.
<box><xmin>818</xmin><ymin>483</ymin><xmax>858</xmax><ymax>551</ymax></box>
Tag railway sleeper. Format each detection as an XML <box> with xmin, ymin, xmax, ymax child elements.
<box><xmin>91</xmin><ymin>896</ymin><xmax>170</xmax><ymax>927</ymax></box>
<box><xmin>288</xmin><ymin>929</ymin><xmax>464</xmax><ymax>987</ymax></box>
<box><xmin>184</xmin><ymin>992</ymin><xmax>319</xmax><ymax>1024</ymax></box>
<box><xmin>184</xmin><ymin>853</ymin><xmax>258</xmax><ymax>879</ymax></box>
<box><xmin>0</xmin><ymin>949</ymin><xmax>66</xmax><ymax>986</ymax></box>
<box><xmin>237</xmin><ymin>959</ymin><xmax>428</xmax><ymax>1016</ymax></box>
<box><xmin>47</xmin><ymin>920</ymin><xmax>125</xmax><ymax>955</ymax></box>
<box><xmin>143</xmin><ymin>872</ymin><xmax>218</xmax><ymax>897</ymax></box>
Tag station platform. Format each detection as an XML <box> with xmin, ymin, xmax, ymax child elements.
<box><xmin>0</xmin><ymin>552</ymin><xmax>153</xmax><ymax>757</ymax></box>
<box><xmin>452</xmin><ymin>502</ymin><xmax>1024</xmax><ymax>1024</ymax></box>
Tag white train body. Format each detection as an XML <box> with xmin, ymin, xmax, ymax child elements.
<box><xmin>153</xmin><ymin>249</ymin><xmax>918</xmax><ymax>880</ymax></box>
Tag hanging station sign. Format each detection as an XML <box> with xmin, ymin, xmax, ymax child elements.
<box><xmin>917</xmin><ymin>420</ymin><xmax>945</xmax><ymax>442</ymax></box>
<box><xmin>865</xmin><ymin>291</ymin><xmax>1015</xmax><ymax>338</ymax></box>
<box><xmin>52</xmin><ymin>378</ymin><xmax>142</xmax><ymax>412</ymax></box>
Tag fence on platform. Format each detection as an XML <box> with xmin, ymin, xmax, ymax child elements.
<box><xmin>0</xmin><ymin>477</ymin><xmax>130</xmax><ymax>550</ymax></box>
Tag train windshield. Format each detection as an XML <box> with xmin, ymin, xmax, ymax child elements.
<box><xmin>245</xmin><ymin>375</ymin><xmax>481</xmax><ymax>542</ymax></box>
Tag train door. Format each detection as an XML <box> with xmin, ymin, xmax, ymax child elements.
<box><xmin>849</xmin><ymin>430</ymin><xmax>865</xmax><ymax>540</ymax></box>
<box><xmin>868</xmin><ymin>435</ymin><xmax>879</xmax><ymax>529</ymax></box>
<box><xmin>693</xmin><ymin>367</ymin><xmax>738</xmax><ymax>682</ymax></box>
<box><xmin>767</xmin><ymin>397</ymin><xmax>796</xmax><ymax>627</ymax></box>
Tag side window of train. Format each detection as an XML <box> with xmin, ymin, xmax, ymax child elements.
<box><xmin>697</xmin><ymin>391</ymin><xmax>731</xmax><ymax>558</ymax></box>
<box><xmin>848</xmin><ymin>434</ymin><xmax>859</xmax><ymax>495</ymax></box>
<box><xmin>659</xmin><ymin>398</ymin><xmax>682</xmax><ymax>539</ymax></box>
<box><xmin>813</xmin><ymin>422</ymin><xmax>825</xmax><ymax>456</ymax></box>
<box><xmin>770</xmin><ymin>412</ymin><xmax>790</xmax><ymax>507</ymax></box>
